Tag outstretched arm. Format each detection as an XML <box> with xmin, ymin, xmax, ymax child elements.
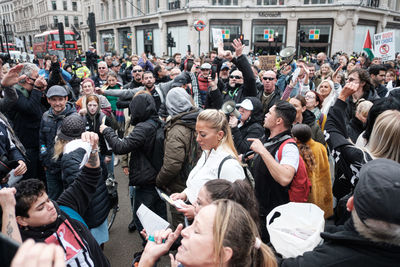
<box><xmin>0</xmin><ymin>187</ymin><xmax>22</xmax><ymax>243</ymax></box>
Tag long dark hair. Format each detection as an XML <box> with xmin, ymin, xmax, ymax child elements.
<box><xmin>292</xmin><ymin>124</ymin><xmax>316</xmax><ymax>171</ymax></box>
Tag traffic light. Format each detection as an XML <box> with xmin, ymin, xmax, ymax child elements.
<box><xmin>58</xmin><ymin>23</ymin><xmax>65</xmax><ymax>44</ymax></box>
<box><xmin>88</xmin><ymin>12</ymin><xmax>96</xmax><ymax>43</ymax></box>
<box><xmin>299</xmin><ymin>30</ymin><xmax>306</xmax><ymax>42</ymax></box>
<box><xmin>167</xmin><ymin>32</ymin><xmax>174</xmax><ymax>47</ymax></box>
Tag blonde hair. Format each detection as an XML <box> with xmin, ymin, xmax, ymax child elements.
<box><xmin>197</xmin><ymin>109</ymin><xmax>239</xmax><ymax>159</ymax></box>
<box><xmin>367</xmin><ymin>110</ymin><xmax>400</xmax><ymax>163</ymax></box>
<box><xmin>356</xmin><ymin>99</ymin><xmax>373</xmax><ymax>118</ymax></box>
<box><xmin>53</xmin><ymin>138</ymin><xmax>69</xmax><ymax>160</ymax></box>
<box><xmin>213</xmin><ymin>199</ymin><xmax>277</xmax><ymax>267</ymax></box>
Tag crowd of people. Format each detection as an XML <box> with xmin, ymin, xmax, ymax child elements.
<box><xmin>0</xmin><ymin>39</ymin><xmax>400</xmax><ymax>267</ymax></box>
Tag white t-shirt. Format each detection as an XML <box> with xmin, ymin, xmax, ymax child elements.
<box><xmin>274</xmin><ymin>143</ymin><xmax>299</xmax><ymax>171</ymax></box>
<box><xmin>183</xmin><ymin>145</ymin><xmax>245</xmax><ymax>204</ymax></box>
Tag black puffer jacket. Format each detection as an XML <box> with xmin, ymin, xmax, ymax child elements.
<box><xmin>39</xmin><ymin>102</ymin><xmax>77</xmax><ymax>173</ymax></box>
<box><xmin>231</xmin><ymin>97</ymin><xmax>265</xmax><ymax>154</ymax></box>
<box><xmin>61</xmin><ymin>142</ymin><xmax>110</xmax><ymax>228</ymax></box>
<box><xmin>103</xmin><ymin>93</ymin><xmax>159</xmax><ymax>186</ymax></box>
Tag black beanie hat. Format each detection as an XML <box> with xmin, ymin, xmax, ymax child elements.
<box><xmin>57</xmin><ymin>114</ymin><xmax>86</xmax><ymax>141</ymax></box>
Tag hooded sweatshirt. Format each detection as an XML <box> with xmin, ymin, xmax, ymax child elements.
<box><xmin>103</xmin><ymin>93</ymin><xmax>160</xmax><ymax>186</ymax></box>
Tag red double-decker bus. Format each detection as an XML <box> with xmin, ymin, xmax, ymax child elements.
<box><xmin>0</xmin><ymin>43</ymin><xmax>16</xmax><ymax>52</ymax></box>
<box><xmin>33</xmin><ymin>30</ymin><xmax>77</xmax><ymax>60</ymax></box>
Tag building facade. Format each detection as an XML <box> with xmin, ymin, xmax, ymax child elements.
<box><xmin>81</xmin><ymin>0</ymin><xmax>400</xmax><ymax>57</ymax></box>
<box><xmin>14</xmin><ymin>0</ymin><xmax>83</xmax><ymax>52</ymax></box>
<box><xmin>0</xmin><ymin>0</ymin><xmax>15</xmax><ymax>47</ymax></box>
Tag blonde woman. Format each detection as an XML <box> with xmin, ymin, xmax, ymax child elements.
<box><xmin>139</xmin><ymin>200</ymin><xmax>277</xmax><ymax>267</ymax></box>
<box><xmin>317</xmin><ymin>79</ymin><xmax>337</xmax><ymax>115</ymax></box>
<box><xmin>171</xmin><ymin>109</ymin><xmax>245</xmax><ymax>219</ymax></box>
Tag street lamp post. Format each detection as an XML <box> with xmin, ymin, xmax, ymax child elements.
<box><xmin>274</xmin><ymin>32</ymin><xmax>279</xmax><ymax>55</ymax></box>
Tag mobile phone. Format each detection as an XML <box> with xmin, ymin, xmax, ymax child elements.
<box><xmin>0</xmin><ymin>232</ymin><xmax>20</xmax><ymax>266</ymax></box>
<box><xmin>211</xmin><ymin>68</ymin><xmax>216</xmax><ymax>80</ymax></box>
<box><xmin>187</xmin><ymin>45</ymin><xmax>191</xmax><ymax>53</ymax></box>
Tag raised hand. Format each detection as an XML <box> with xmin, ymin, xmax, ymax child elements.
<box><xmin>232</xmin><ymin>38</ymin><xmax>245</xmax><ymax>58</ymax></box>
<box><xmin>1</xmin><ymin>64</ymin><xmax>25</xmax><ymax>87</ymax></box>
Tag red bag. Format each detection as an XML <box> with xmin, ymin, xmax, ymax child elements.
<box><xmin>278</xmin><ymin>138</ymin><xmax>311</xmax><ymax>202</ymax></box>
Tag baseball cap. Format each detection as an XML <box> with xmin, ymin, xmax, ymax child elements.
<box><xmin>46</xmin><ymin>85</ymin><xmax>68</xmax><ymax>98</ymax></box>
<box><xmin>200</xmin><ymin>63</ymin><xmax>212</xmax><ymax>70</ymax></box>
<box><xmin>221</xmin><ymin>62</ymin><xmax>230</xmax><ymax>70</ymax></box>
<box><xmin>354</xmin><ymin>158</ymin><xmax>400</xmax><ymax>225</ymax></box>
<box><xmin>171</xmin><ymin>75</ymin><xmax>188</xmax><ymax>88</ymax></box>
<box><xmin>236</xmin><ymin>99</ymin><xmax>254</xmax><ymax>111</ymax></box>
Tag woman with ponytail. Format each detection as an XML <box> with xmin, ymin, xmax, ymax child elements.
<box><xmin>292</xmin><ymin>124</ymin><xmax>333</xmax><ymax>218</ymax></box>
<box><xmin>139</xmin><ymin>199</ymin><xmax>277</xmax><ymax>267</ymax></box>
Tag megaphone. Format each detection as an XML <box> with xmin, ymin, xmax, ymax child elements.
<box><xmin>279</xmin><ymin>46</ymin><xmax>296</xmax><ymax>65</ymax></box>
<box><xmin>221</xmin><ymin>100</ymin><xmax>241</xmax><ymax>120</ymax></box>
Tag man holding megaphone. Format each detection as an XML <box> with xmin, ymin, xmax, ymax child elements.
<box><xmin>224</xmin><ymin>97</ymin><xmax>265</xmax><ymax>154</ymax></box>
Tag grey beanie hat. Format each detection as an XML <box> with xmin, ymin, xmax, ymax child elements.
<box><xmin>57</xmin><ymin>114</ymin><xmax>86</xmax><ymax>141</ymax></box>
<box><xmin>165</xmin><ymin>87</ymin><xmax>193</xmax><ymax>116</ymax></box>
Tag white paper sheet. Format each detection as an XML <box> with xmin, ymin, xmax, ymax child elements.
<box><xmin>136</xmin><ymin>204</ymin><xmax>169</xmax><ymax>235</ymax></box>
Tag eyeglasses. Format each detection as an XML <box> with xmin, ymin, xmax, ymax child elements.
<box><xmin>230</xmin><ymin>75</ymin><xmax>242</xmax><ymax>79</ymax></box>
<box><xmin>201</xmin><ymin>69</ymin><xmax>210</xmax><ymax>71</ymax></box>
<box><xmin>263</xmin><ymin>77</ymin><xmax>275</xmax><ymax>81</ymax></box>
<box><xmin>98</xmin><ymin>67</ymin><xmax>107</xmax><ymax>70</ymax></box>
<box><xmin>132</xmin><ymin>70</ymin><xmax>143</xmax><ymax>73</ymax></box>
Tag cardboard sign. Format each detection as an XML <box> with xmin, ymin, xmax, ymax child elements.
<box><xmin>259</xmin><ymin>55</ymin><xmax>276</xmax><ymax>71</ymax></box>
<box><xmin>212</xmin><ymin>28</ymin><xmax>223</xmax><ymax>48</ymax></box>
<box><xmin>374</xmin><ymin>31</ymin><xmax>395</xmax><ymax>61</ymax></box>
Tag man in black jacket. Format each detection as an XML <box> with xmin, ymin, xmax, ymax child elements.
<box><xmin>257</xmin><ymin>70</ymin><xmax>282</xmax><ymax>116</ymax></box>
<box><xmin>8</xmin><ymin>63</ymin><xmax>47</xmax><ymax>180</ymax></box>
<box><xmin>229</xmin><ymin>97</ymin><xmax>265</xmax><ymax>154</ymax></box>
<box><xmin>218</xmin><ymin>39</ymin><xmax>257</xmax><ymax>104</ymax></box>
<box><xmin>100</xmin><ymin>93</ymin><xmax>167</xmax><ymax>233</ymax></box>
<box><xmin>280</xmin><ymin>159</ymin><xmax>400</xmax><ymax>267</ymax></box>
<box><xmin>0</xmin><ymin>132</ymin><xmax>110</xmax><ymax>267</ymax></box>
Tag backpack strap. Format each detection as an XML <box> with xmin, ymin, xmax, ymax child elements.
<box><xmin>218</xmin><ymin>155</ymin><xmax>234</xmax><ymax>179</ymax></box>
<box><xmin>59</xmin><ymin>205</ymin><xmax>88</xmax><ymax>228</ymax></box>
<box><xmin>277</xmin><ymin>138</ymin><xmax>296</xmax><ymax>162</ymax></box>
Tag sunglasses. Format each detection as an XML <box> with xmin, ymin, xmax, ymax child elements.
<box><xmin>98</xmin><ymin>67</ymin><xmax>107</xmax><ymax>69</ymax></box>
<box><xmin>201</xmin><ymin>69</ymin><xmax>210</xmax><ymax>71</ymax></box>
<box><xmin>132</xmin><ymin>70</ymin><xmax>143</xmax><ymax>73</ymax></box>
<box><xmin>230</xmin><ymin>75</ymin><xmax>242</xmax><ymax>79</ymax></box>
<box><xmin>263</xmin><ymin>77</ymin><xmax>275</xmax><ymax>81</ymax></box>
<box><xmin>28</xmin><ymin>76</ymin><xmax>38</xmax><ymax>83</ymax></box>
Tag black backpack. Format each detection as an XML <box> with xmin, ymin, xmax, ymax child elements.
<box><xmin>146</xmin><ymin>119</ymin><xmax>165</xmax><ymax>172</ymax></box>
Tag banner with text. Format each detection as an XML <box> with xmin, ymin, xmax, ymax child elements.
<box><xmin>373</xmin><ymin>31</ymin><xmax>395</xmax><ymax>61</ymax></box>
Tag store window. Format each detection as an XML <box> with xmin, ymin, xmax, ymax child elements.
<box><xmin>209</xmin><ymin>20</ymin><xmax>241</xmax><ymax>51</ymax></box>
<box><xmin>212</xmin><ymin>0</ymin><xmax>238</xmax><ymax>5</ymax></box>
<box><xmin>257</xmin><ymin>0</ymin><xmax>284</xmax><ymax>5</ymax></box>
<box><xmin>304</xmin><ymin>0</ymin><xmax>333</xmax><ymax>4</ymax></box>
<box><xmin>100</xmin><ymin>30</ymin><xmax>115</xmax><ymax>54</ymax></box>
<box><xmin>353</xmin><ymin>23</ymin><xmax>376</xmax><ymax>53</ymax></box>
<box><xmin>252</xmin><ymin>22</ymin><xmax>286</xmax><ymax>55</ymax></box>
<box><xmin>298</xmin><ymin>20</ymin><xmax>332</xmax><ymax>56</ymax></box>
<box><xmin>118</xmin><ymin>27</ymin><xmax>132</xmax><ymax>57</ymax></box>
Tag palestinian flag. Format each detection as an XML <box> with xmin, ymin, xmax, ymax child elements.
<box><xmin>363</xmin><ymin>30</ymin><xmax>374</xmax><ymax>60</ymax></box>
